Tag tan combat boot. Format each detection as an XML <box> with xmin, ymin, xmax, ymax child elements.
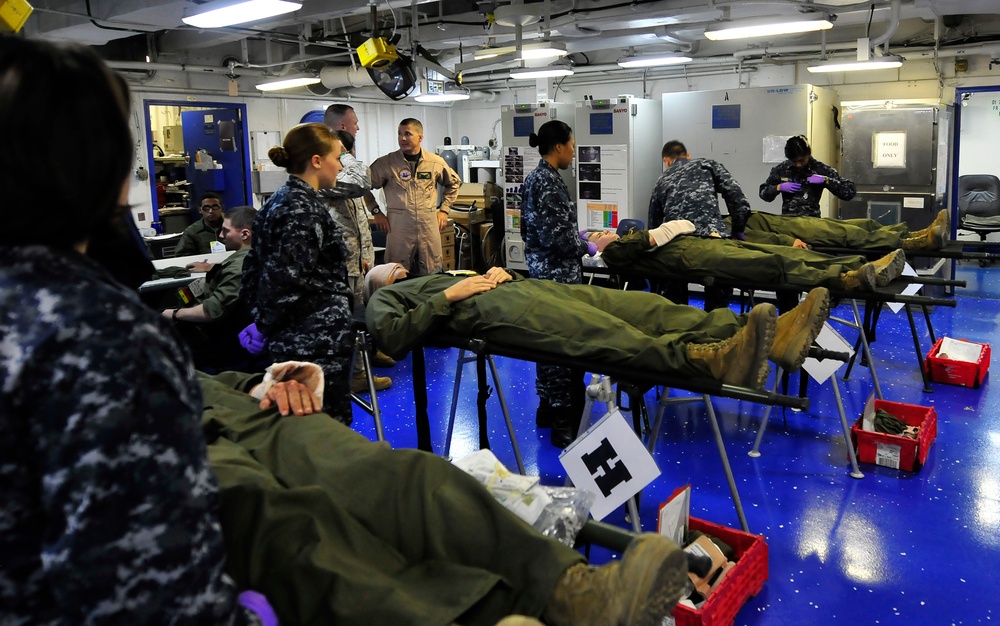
<box><xmin>870</xmin><ymin>249</ymin><xmax>906</xmax><ymax>287</ymax></box>
<box><xmin>494</xmin><ymin>618</ymin><xmax>544</xmax><ymax>626</ymax></box>
<box><xmin>542</xmin><ymin>534</ymin><xmax>689</xmax><ymax>626</ymax></box>
<box><xmin>902</xmin><ymin>213</ymin><xmax>948</xmax><ymax>252</ymax></box>
<box><xmin>351</xmin><ymin>371</ymin><xmax>392</xmax><ymax>393</ymax></box>
<box><xmin>838</xmin><ymin>263</ymin><xmax>877</xmax><ymax>291</ymax></box>
<box><xmin>770</xmin><ymin>287</ymin><xmax>831</xmax><ymax>372</ymax></box>
<box><xmin>686</xmin><ymin>303</ymin><xmax>776</xmax><ymax>389</ymax></box>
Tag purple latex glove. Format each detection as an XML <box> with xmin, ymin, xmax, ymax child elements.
<box><xmin>807</xmin><ymin>174</ymin><xmax>827</xmax><ymax>184</ymax></box>
<box><xmin>239</xmin><ymin>590</ymin><xmax>279</xmax><ymax>626</ymax></box>
<box><xmin>732</xmin><ymin>231</ymin><xmax>745</xmax><ymax>241</ymax></box>
<box><xmin>778</xmin><ymin>182</ymin><xmax>802</xmax><ymax>193</ymax></box>
<box><xmin>239</xmin><ymin>323</ymin><xmax>268</xmax><ymax>355</ymax></box>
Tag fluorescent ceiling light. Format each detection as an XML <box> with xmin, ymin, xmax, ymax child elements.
<box><xmin>704</xmin><ymin>15</ymin><xmax>833</xmax><ymax>41</ymax></box>
<box><xmin>520</xmin><ymin>42</ymin><xmax>569</xmax><ymax>60</ymax></box>
<box><xmin>806</xmin><ymin>56</ymin><xmax>904</xmax><ymax>73</ymax></box>
<box><xmin>182</xmin><ymin>0</ymin><xmax>301</xmax><ymax>28</ymax></box>
<box><xmin>474</xmin><ymin>45</ymin><xmax>517</xmax><ymax>60</ymax></box>
<box><xmin>255</xmin><ymin>74</ymin><xmax>321</xmax><ymax>91</ymax></box>
<box><xmin>618</xmin><ymin>55</ymin><xmax>693</xmax><ymax>69</ymax></box>
<box><xmin>509</xmin><ymin>67</ymin><xmax>575</xmax><ymax>79</ymax></box>
<box><xmin>414</xmin><ymin>93</ymin><xmax>472</xmax><ymax>103</ymax></box>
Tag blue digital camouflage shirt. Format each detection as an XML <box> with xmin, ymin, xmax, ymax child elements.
<box><xmin>759</xmin><ymin>158</ymin><xmax>856</xmax><ymax>218</ymax></box>
<box><xmin>647</xmin><ymin>157</ymin><xmax>751</xmax><ymax>237</ymax></box>
<box><xmin>241</xmin><ymin>175</ymin><xmax>352</xmax><ymax>353</ymax></box>
<box><xmin>0</xmin><ymin>245</ymin><xmax>255</xmax><ymax>625</ymax></box>
<box><xmin>522</xmin><ymin>159</ymin><xmax>588</xmax><ymax>284</ymax></box>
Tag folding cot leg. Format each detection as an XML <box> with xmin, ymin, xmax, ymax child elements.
<box><xmin>703</xmin><ymin>394</ymin><xmax>749</xmax><ymax>532</ymax></box>
<box><xmin>904</xmin><ymin>303</ymin><xmax>933</xmax><ymax>393</ymax></box>
<box><xmin>748</xmin><ymin>367</ymin><xmax>784</xmax><ymax>457</ymax></box>
<box><xmin>830</xmin><ymin>376</ymin><xmax>865</xmax><ymax>479</ymax></box>
<box><xmin>348</xmin><ymin>330</ymin><xmax>385</xmax><ymax>442</ymax></box>
<box><xmin>850</xmin><ymin>299</ymin><xmax>883</xmax><ymax>399</ymax></box>
<box><xmin>411</xmin><ymin>347</ymin><xmax>433</xmax><ymax>452</ymax></box>
<box><xmin>443</xmin><ymin>349</ymin><xmax>472</xmax><ymax>458</ymax></box>
<box><xmin>444</xmin><ymin>350</ymin><xmax>525</xmax><ymax>474</ymax></box>
<box><xmin>486</xmin><ymin>354</ymin><xmax>525</xmax><ymax>474</ymax></box>
<box><xmin>922</xmin><ymin>304</ymin><xmax>937</xmax><ymax>345</ymax></box>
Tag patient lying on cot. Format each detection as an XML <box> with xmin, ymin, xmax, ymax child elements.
<box><xmin>728</xmin><ymin>209</ymin><xmax>949</xmax><ymax>252</ymax></box>
<box><xmin>204</xmin><ymin>367</ymin><xmax>688</xmax><ymax>626</ymax></box>
<box><xmin>364</xmin><ymin>263</ymin><xmax>833</xmax><ymax>391</ymax></box>
<box><xmin>594</xmin><ymin>220</ymin><xmax>908</xmax><ymax>292</ymax></box>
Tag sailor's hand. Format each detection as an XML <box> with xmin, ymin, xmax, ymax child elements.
<box><xmin>484</xmin><ymin>266</ymin><xmax>513</xmax><ymax>284</ymax></box>
<box><xmin>793</xmin><ymin>238</ymin><xmax>809</xmax><ymax>249</ymax></box>
<box><xmin>259</xmin><ymin>379</ymin><xmax>322</xmax><ymax>416</ymax></box>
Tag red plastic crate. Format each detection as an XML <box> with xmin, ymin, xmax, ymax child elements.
<box><xmin>670</xmin><ymin>517</ymin><xmax>768</xmax><ymax>626</ymax></box>
<box><xmin>924</xmin><ymin>338</ymin><xmax>990</xmax><ymax>388</ymax></box>
<box><xmin>850</xmin><ymin>399</ymin><xmax>937</xmax><ymax>472</ymax></box>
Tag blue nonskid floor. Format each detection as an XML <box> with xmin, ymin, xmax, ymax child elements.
<box><xmin>351</xmin><ymin>261</ymin><xmax>1000</xmax><ymax>626</ymax></box>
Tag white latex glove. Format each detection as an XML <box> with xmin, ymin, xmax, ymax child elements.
<box><xmin>250</xmin><ymin>361</ymin><xmax>325</xmax><ymax>406</ymax></box>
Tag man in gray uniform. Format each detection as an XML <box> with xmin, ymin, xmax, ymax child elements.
<box><xmin>370</xmin><ymin>118</ymin><xmax>461</xmax><ymax>274</ymax></box>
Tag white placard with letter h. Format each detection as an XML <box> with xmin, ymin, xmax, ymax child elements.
<box><xmin>559</xmin><ymin>409</ymin><xmax>660</xmax><ymax>521</ymax></box>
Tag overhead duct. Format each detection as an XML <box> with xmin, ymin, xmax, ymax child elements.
<box><xmin>318</xmin><ymin>65</ymin><xmax>371</xmax><ymax>89</ymax></box>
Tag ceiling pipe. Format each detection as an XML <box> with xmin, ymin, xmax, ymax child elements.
<box><xmin>733</xmin><ymin>41</ymin><xmax>856</xmax><ymax>60</ymax></box>
<box><xmin>319</xmin><ymin>65</ymin><xmax>371</xmax><ymax>89</ymax></box>
<box><xmin>870</xmin><ymin>0</ymin><xmax>901</xmax><ymax>50</ymax></box>
<box><xmin>108</xmin><ymin>61</ymin><xmax>266</xmax><ymax>75</ymax></box>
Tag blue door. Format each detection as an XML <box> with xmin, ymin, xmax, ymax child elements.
<box><xmin>182</xmin><ymin>108</ymin><xmax>249</xmax><ymax>212</ymax></box>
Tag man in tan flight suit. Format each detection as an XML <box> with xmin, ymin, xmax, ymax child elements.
<box><xmin>369</xmin><ymin>118</ymin><xmax>461</xmax><ymax>275</ymax></box>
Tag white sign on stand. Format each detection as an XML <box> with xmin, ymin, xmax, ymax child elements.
<box><xmin>802</xmin><ymin>322</ymin><xmax>855</xmax><ymax>383</ymax></box>
<box><xmin>559</xmin><ymin>409</ymin><xmax>660</xmax><ymax>520</ymax></box>
<box><xmin>887</xmin><ymin>264</ymin><xmax>923</xmax><ymax>313</ymax></box>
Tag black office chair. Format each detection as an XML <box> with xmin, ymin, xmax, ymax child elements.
<box><xmin>958</xmin><ymin>174</ymin><xmax>1000</xmax><ymax>244</ymax></box>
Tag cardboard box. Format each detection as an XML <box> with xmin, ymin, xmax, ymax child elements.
<box><xmin>925</xmin><ymin>337</ymin><xmax>990</xmax><ymax>388</ymax></box>
<box><xmin>851</xmin><ymin>399</ymin><xmax>937</xmax><ymax>472</ymax></box>
<box><xmin>668</xmin><ymin>518</ymin><xmax>768</xmax><ymax>626</ymax></box>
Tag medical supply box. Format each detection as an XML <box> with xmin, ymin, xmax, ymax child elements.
<box><xmin>851</xmin><ymin>399</ymin><xmax>937</xmax><ymax>472</ymax></box>
<box><xmin>924</xmin><ymin>338</ymin><xmax>990</xmax><ymax>388</ymax></box>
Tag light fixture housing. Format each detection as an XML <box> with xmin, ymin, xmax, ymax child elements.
<box><xmin>519</xmin><ymin>41</ymin><xmax>569</xmax><ymax>60</ymax></box>
<box><xmin>704</xmin><ymin>14</ymin><xmax>833</xmax><ymax>41</ymax></box>
<box><xmin>255</xmin><ymin>74</ymin><xmax>321</xmax><ymax>91</ymax></box>
<box><xmin>509</xmin><ymin>67</ymin><xmax>574</xmax><ymax>79</ymax></box>
<box><xmin>617</xmin><ymin>55</ymin><xmax>693</xmax><ymax>69</ymax></box>
<box><xmin>182</xmin><ymin>0</ymin><xmax>301</xmax><ymax>28</ymax></box>
<box><xmin>474</xmin><ymin>45</ymin><xmax>517</xmax><ymax>60</ymax></box>
<box><xmin>414</xmin><ymin>92</ymin><xmax>472</xmax><ymax>103</ymax></box>
<box><xmin>806</xmin><ymin>55</ymin><xmax>904</xmax><ymax>73</ymax></box>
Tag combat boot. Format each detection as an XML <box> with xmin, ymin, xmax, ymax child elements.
<box><xmin>542</xmin><ymin>534</ymin><xmax>688</xmax><ymax>626</ymax></box>
<box><xmin>686</xmin><ymin>303</ymin><xmax>776</xmax><ymax>389</ymax></box>
<box><xmin>770</xmin><ymin>287</ymin><xmax>831</xmax><ymax>372</ymax></box>
<box><xmin>870</xmin><ymin>249</ymin><xmax>906</xmax><ymax>287</ymax></box>
<box><xmin>351</xmin><ymin>372</ymin><xmax>392</xmax><ymax>393</ymax></box>
<box><xmin>838</xmin><ymin>264</ymin><xmax>877</xmax><ymax>291</ymax></box>
<box><xmin>902</xmin><ymin>217</ymin><xmax>947</xmax><ymax>252</ymax></box>
<box><xmin>371</xmin><ymin>349</ymin><xmax>396</xmax><ymax>367</ymax></box>
<box><xmin>494</xmin><ymin>617</ymin><xmax>544</xmax><ymax>626</ymax></box>
<box><xmin>549</xmin><ymin>405</ymin><xmax>580</xmax><ymax>449</ymax></box>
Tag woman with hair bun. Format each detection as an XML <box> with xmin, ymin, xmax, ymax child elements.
<box><xmin>759</xmin><ymin>134</ymin><xmax>856</xmax><ymax>218</ymax></box>
<box><xmin>241</xmin><ymin>123</ymin><xmax>357</xmax><ymax>422</ymax></box>
<box><xmin>519</xmin><ymin>120</ymin><xmax>617</xmax><ymax>448</ymax></box>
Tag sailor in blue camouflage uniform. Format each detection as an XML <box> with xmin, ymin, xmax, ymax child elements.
<box><xmin>759</xmin><ymin>135</ymin><xmax>856</xmax><ymax>218</ymax></box>
<box><xmin>521</xmin><ymin>120</ymin><xmax>590</xmax><ymax>448</ymax></box>
<box><xmin>0</xmin><ymin>37</ymin><xmax>268</xmax><ymax>625</ymax></box>
<box><xmin>647</xmin><ymin>140</ymin><xmax>751</xmax><ymax>310</ymax></box>
<box><xmin>241</xmin><ymin>123</ymin><xmax>355</xmax><ymax>424</ymax></box>
<box><xmin>647</xmin><ymin>140</ymin><xmax>751</xmax><ymax>237</ymax></box>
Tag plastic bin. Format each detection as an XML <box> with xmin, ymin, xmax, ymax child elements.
<box><xmin>924</xmin><ymin>338</ymin><xmax>990</xmax><ymax>388</ymax></box>
<box><xmin>668</xmin><ymin>517</ymin><xmax>768</xmax><ymax>626</ymax></box>
<box><xmin>850</xmin><ymin>399</ymin><xmax>937</xmax><ymax>472</ymax></box>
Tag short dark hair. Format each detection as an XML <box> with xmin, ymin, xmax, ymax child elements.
<box><xmin>528</xmin><ymin>120</ymin><xmax>573</xmax><ymax>156</ymax></box>
<box><xmin>199</xmin><ymin>191</ymin><xmax>223</xmax><ymax>207</ymax></box>
<box><xmin>323</xmin><ymin>103</ymin><xmax>354</xmax><ymax>128</ymax></box>
<box><xmin>224</xmin><ymin>205</ymin><xmax>257</xmax><ymax>231</ymax></box>
<box><xmin>661</xmin><ymin>141</ymin><xmax>687</xmax><ymax>159</ymax></box>
<box><xmin>0</xmin><ymin>37</ymin><xmax>132</xmax><ymax>248</ymax></box>
<box><xmin>784</xmin><ymin>135</ymin><xmax>811</xmax><ymax>160</ymax></box>
<box><xmin>335</xmin><ymin>129</ymin><xmax>355</xmax><ymax>153</ymax></box>
<box><xmin>399</xmin><ymin>118</ymin><xmax>423</xmax><ymax>133</ymax></box>
<box><xmin>268</xmin><ymin>123</ymin><xmax>342</xmax><ymax>175</ymax></box>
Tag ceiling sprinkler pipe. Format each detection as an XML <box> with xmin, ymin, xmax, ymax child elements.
<box><xmin>319</xmin><ymin>65</ymin><xmax>372</xmax><ymax>89</ymax></box>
